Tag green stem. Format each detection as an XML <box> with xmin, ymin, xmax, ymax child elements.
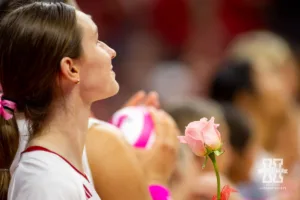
<box><xmin>209</xmin><ymin>153</ymin><xmax>221</xmax><ymax>200</ymax></box>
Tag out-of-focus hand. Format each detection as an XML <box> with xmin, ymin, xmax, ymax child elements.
<box><xmin>139</xmin><ymin>108</ymin><xmax>179</xmax><ymax>186</ymax></box>
<box><xmin>122</xmin><ymin>91</ymin><xmax>160</xmax><ymax>109</ymax></box>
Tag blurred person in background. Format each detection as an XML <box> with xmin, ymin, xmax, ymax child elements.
<box><xmin>210</xmin><ymin>31</ymin><xmax>299</xmax><ymax>170</ymax></box>
<box><xmin>210</xmin><ymin>32</ymin><xmax>300</xmax><ymax>197</ymax></box>
<box><xmin>222</xmin><ymin>104</ymin><xmax>267</xmax><ymax>200</ymax></box>
<box><xmin>225</xmin><ymin>33</ymin><xmax>300</xmax><ymax>175</ymax></box>
<box><xmin>225</xmin><ymin>31</ymin><xmax>299</xmax><ymax>98</ymax></box>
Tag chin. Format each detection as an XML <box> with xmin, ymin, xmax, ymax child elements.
<box><xmin>109</xmin><ymin>82</ymin><xmax>120</xmax><ymax>97</ymax></box>
<box><xmin>100</xmin><ymin>81</ymin><xmax>120</xmax><ymax>100</ymax></box>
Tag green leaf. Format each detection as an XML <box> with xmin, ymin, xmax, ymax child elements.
<box><xmin>202</xmin><ymin>156</ymin><xmax>208</xmax><ymax>169</ymax></box>
<box><xmin>214</xmin><ymin>149</ymin><xmax>224</xmax><ymax>156</ymax></box>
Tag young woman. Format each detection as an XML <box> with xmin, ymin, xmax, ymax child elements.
<box><xmin>209</xmin><ymin>51</ymin><xmax>298</xmax><ymax>199</ymax></box>
<box><xmin>1</xmin><ymin>2</ymin><xmax>179</xmax><ymax>200</ymax></box>
<box><xmin>210</xmin><ymin>31</ymin><xmax>299</xmax><ymax>172</ymax></box>
<box><xmin>0</xmin><ymin>2</ymin><xmax>115</xmax><ymax>199</ymax></box>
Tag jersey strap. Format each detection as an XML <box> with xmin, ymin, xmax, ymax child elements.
<box><xmin>22</xmin><ymin>146</ymin><xmax>90</xmax><ymax>182</ymax></box>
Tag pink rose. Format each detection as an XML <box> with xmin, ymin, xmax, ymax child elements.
<box><xmin>178</xmin><ymin>117</ymin><xmax>222</xmax><ymax>157</ymax></box>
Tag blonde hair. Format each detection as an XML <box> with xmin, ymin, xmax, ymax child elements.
<box><xmin>226</xmin><ymin>31</ymin><xmax>294</xmax><ymax>70</ymax></box>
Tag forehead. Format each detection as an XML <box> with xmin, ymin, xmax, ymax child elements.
<box><xmin>76</xmin><ymin>11</ymin><xmax>97</xmax><ymax>36</ymax></box>
<box><xmin>253</xmin><ymin>57</ymin><xmax>280</xmax><ymax>74</ymax></box>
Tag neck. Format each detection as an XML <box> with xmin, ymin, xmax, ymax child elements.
<box><xmin>28</xmin><ymin>97</ymin><xmax>90</xmax><ymax>172</ymax></box>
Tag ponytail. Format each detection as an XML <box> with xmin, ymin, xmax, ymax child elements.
<box><xmin>0</xmin><ymin>95</ymin><xmax>19</xmax><ymax>200</ymax></box>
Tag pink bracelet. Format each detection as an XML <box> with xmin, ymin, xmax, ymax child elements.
<box><xmin>148</xmin><ymin>184</ymin><xmax>171</xmax><ymax>200</ymax></box>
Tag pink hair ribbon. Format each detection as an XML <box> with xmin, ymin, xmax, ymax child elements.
<box><xmin>0</xmin><ymin>94</ymin><xmax>16</xmax><ymax>120</ymax></box>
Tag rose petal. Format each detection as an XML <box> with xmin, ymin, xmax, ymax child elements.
<box><xmin>185</xmin><ymin>121</ymin><xmax>204</xmax><ymax>140</ymax></box>
<box><xmin>185</xmin><ymin>128</ymin><xmax>202</xmax><ymax>141</ymax></box>
<box><xmin>199</xmin><ymin>118</ymin><xmax>208</xmax><ymax>123</ymax></box>
<box><xmin>198</xmin><ymin>118</ymin><xmax>209</xmax><ymax>130</ymax></box>
<box><xmin>184</xmin><ymin>135</ymin><xmax>207</xmax><ymax>157</ymax></box>
<box><xmin>214</xmin><ymin>127</ymin><xmax>221</xmax><ymax>140</ymax></box>
<box><xmin>201</xmin><ymin>118</ymin><xmax>221</xmax><ymax>150</ymax></box>
<box><xmin>185</xmin><ymin>122</ymin><xmax>202</xmax><ymax>139</ymax></box>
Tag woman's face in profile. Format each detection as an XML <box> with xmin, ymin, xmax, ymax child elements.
<box><xmin>251</xmin><ymin>59</ymin><xmax>290</xmax><ymax>118</ymax></box>
<box><xmin>75</xmin><ymin>11</ymin><xmax>119</xmax><ymax>102</ymax></box>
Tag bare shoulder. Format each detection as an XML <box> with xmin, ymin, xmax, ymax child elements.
<box><xmin>85</xmin><ymin>119</ymin><xmax>150</xmax><ymax>200</ymax></box>
<box><xmin>88</xmin><ymin>118</ymin><xmax>123</xmax><ymax>138</ymax></box>
<box><xmin>86</xmin><ymin>125</ymin><xmax>127</xmax><ymax>157</ymax></box>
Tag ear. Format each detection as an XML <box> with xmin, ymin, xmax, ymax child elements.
<box><xmin>60</xmin><ymin>57</ymin><xmax>80</xmax><ymax>84</ymax></box>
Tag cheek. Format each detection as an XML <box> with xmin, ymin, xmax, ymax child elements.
<box><xmin>80</xmin><ymin>51</ymin><xmax>111</xmax><ymax>83</ymax></box>
<box><xmin>256</xmin><ymin>75</ymin><xmax>286</xmax><ymax>106</ymax></box>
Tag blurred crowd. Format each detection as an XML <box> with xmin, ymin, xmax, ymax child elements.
<box><xmin>77</xmin><ymin>0</ymin><xmax>300</xmax><ymax>199</ymax></box>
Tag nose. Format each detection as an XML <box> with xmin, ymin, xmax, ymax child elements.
<box><xmin>102</xmin><ymin>42</ymin><xmax>116</xmax><ymax>59</ymax></box>
<box><xmin>109</xmin><ymin>48</ymin><xmax>117</xmax><ymax>59</ymax></box>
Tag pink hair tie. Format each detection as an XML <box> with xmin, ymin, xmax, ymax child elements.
<box><xmin>0</xmin><ymin>94</ymin><xmax>17</xmax><ymax>120</ymax></box>
<box><xmin>149</xmin><ymin>184</ymin><xmax>171</xmax><ymax>200</ymax></box>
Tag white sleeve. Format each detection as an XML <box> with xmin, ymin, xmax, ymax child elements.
<box><xmin>10</xmin><ymin>174</ymin><xmax>82</xmax><ymax>200</ymax></box>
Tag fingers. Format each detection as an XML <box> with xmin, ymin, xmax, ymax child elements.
<box><xmin>150</xmin><ymin>108</ymin><xmax>179</xmax><ymax>153</ymax></box>
<box><xmin>122</xmin><ymin>90</ymin><xmax>146</xmax><ymax>108</ymax></box>
<box><xmin>122</xmin><ymin>90</ymin><xmax>160</xmax><ymax>109</ymax></box>
<box><xmin>149</xmin><ymin>108</ymin><xmax>164</xmax><ymax>139</ymax></box>
<box><xmin>160</xmin><ymin>111</ymin><xmax>178</xmax><ymax>146</ymax></box>
<box><xmin>144</xmin><ymin>91</ymin><xmax>160</xmax><ymax>108</ymax></box>
<box><xmin>144</xmin><ymin>108</ymin><xmax>180</xmax><ymax>185</ymax></box>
